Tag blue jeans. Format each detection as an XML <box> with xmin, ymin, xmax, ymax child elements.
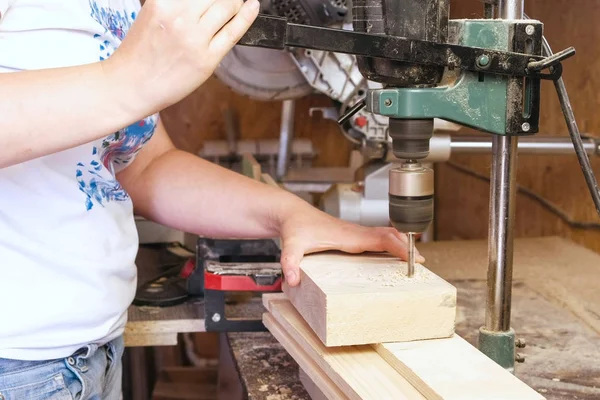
<box><xmin>0</xmin><ymin>336</ymin><xmax>123</xmax><ymax>400</ymax></box>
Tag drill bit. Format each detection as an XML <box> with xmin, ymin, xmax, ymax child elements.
<box><xmin>407</xmin><ymin>232</ymin><xmax>415</xmax><ymax>277</ymax></box>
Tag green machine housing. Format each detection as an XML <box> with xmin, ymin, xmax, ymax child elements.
<box><xmin>366</xmin><ymin>19</ymin><xmax>543</xmax><ymax>136</ymax></box>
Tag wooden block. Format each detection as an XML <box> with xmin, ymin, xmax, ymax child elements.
<box><xmin>283</xmin><ymin>252</ymin><xmax>456</xmax><ymax>346</ymax></box>
<box><xmin>263</xmin><ymin>299</ymin><xmax>425</xmax><ymax>400</ymax></box>
<box><xmin>262</xmin><ymin>292</ymin><xmax>288</xmax><ymax>312</ymax></box>
<box><xmin>264</xmin><ymin>314</ymin><xmax>350</xmax><ymax>400</ymax></box>
<box><xmin>241</xmin><ymin>153</ymin><xmax>261</xmax><ymax>181</ymax></box>
<box><xmin>374</xmin><ymin>338</ymin><xmax>545</xmax><ymax>400</ymax></box>
<box><xmin>260</xmin><ymin>173</ymin><xmax>279</xmax><ymax>188</ymax></box>
<box><xmin>299</xmin><ymin>368</ymin><xmax>329</xmax><ymax>400</ymax></box>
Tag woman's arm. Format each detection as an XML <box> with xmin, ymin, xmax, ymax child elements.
<box><xmin>119</xmin><ymin>123</ymin><xmax>424</xmax><ymax>286</ymax></box>
<box><xmin>0</xmin><ymin>0</ymin><xmax>259</xmax><ymax>168</ymax></box>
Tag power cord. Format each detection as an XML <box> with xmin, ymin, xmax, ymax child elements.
<box><xmin>446</xmin><ymin>161</ymin><xmax>600</xmax><ymax>230</ymax></box>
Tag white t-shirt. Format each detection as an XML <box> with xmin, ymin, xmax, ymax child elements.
<box><xmin>0</xmin><ymin>0</ymin><xmax>158</xmax><ymax>360</ymax></box>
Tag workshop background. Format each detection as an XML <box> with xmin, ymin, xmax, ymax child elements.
<box><xmin>127</xmin><ymin>0</ymin><xmax>600</xmax><ymax>399</ymax></box>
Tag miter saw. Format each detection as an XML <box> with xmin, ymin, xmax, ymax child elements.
<box><xmin>214</xmin><ymin>0</ymin><xmax>600</xmax><ymax>374</ymax></box>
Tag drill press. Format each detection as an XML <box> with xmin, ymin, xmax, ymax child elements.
<box><xmin>352</xmin><ymin>0</ymin><xmax>446</xmax><ymax>276</ymax></box>
<box><xmin>237</xmin><ymin>0</ymin><xmax>585</xmax><ymax>372</ymax></box>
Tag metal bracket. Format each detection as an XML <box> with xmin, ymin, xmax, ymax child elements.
<box><xmin>238</xmin><ymin>15</ymin><xmax>560</xmax><ymax>78</ymax></box>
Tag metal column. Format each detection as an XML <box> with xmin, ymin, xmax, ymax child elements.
<box><xmin>479</xmin><ymin>0</ymin><xmax>523</xmax><ymax>373</ymax></box>
<box><xmin>276</xmin><ymin>100</ymin><xmax>296</xmax><ymax>180</ymax></box>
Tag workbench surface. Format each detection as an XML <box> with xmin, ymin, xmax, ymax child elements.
<box><xmin>225</xmin><ymin>237</ymin><xmax>600</xmax><ymax>400</ymax></box>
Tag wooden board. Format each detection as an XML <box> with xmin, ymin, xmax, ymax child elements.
<box><xmin>283</xmin><ymin>252</ymin><xmax>456</xmax><ymax>346</ymax></box>
<box><xmin>265</xmin><ymin>297</ymin><xmax>545</xmax><ymax>400</ymax></box>
<box><xmin>417</xmin><ymin>236</ymin><xmax>600</xmax><ymax>336</ymax></box>
<box><xmin>299</xmin><ymin>369</ymin><xmax>329</xmax><ymax>400</ymax></box>
<box><xmin>264</xmin><ymin>299</ymin><xmax>425</xmax><ymax>400</ymax></box>
<box><xmin>125</xmin><ymin>302</ymin><xmax>205</xmax><ymax>347</ymax></box>
<box><xmin>241</xmin><ymin>153</ymin><xmax>261</xmax><ymax>180</ymax></box>
<box><xmin>374</xmin><ymin>337</ymin><xmax>545</xmax><ymax>400</ymax></box>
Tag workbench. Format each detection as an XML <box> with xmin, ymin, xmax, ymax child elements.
<box><xmin>126</xmin><ymin>237</ymin><xmax>600</xmax><ymax>400</ymax></box>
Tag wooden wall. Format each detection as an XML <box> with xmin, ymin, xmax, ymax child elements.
<box><xmin>159</xmin><ymin>0</ymin><xmax>600</xmax><ymax>253</ymax></box>
<box><xmin>435</xmin><ymin>0</ymin><xmax>600</xmax><ymax>253</ymax></box>
<box><xmin>160</xmin><ymin>76</ymin><xmax>352</xmax><ymax>168</ymax></box>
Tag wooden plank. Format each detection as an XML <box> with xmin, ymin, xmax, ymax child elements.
<box><xmin>299</xmin><ymin>369</ymin><xmax>329</xmax><ymax>400</ymax></box>
<box><xmin>418</xmin><ymin>237</ymin><xmax>600</xmax><ymax>336</ymax></box>
<box><xmin>262</xmin><ymin>292</ymin><xmax>288</xmax><ymax>312</ymax></box>
<box><xmin>263</xmin><ymin>314</ymin><xmax>348</xmax><ymax>400</ymax></box>
<box><xmin>125</xmin><ymin>333</ymin><xmax>178</xmax><ymax>347</ymax></box>
<box><xmin>374</xmin><ymin>337</ymin><xmax>545</xmax><ymax>400</ymax></box>
<box><xmin>264</xmin><ymin>299</ymin><xmax>425</xmax><ymax>400</ymax></box>
<box><xmin>283</xmin><ymin>252</ymin><xmax>456</xmax><ymax>346</ymax></box>
<box><xmin>125</xmin><ymin>302</ymin><xmax>205</xmax><ymax>347</ymax></box>
<box><xmin>260</xmin><ymin>173</ymin><xmax>279</xmax><ymax>188</ymax></box>
<box><xmin>241</xmin><ymin>153</ymin><xmax>261</xmax><ymax>180</ymax></box>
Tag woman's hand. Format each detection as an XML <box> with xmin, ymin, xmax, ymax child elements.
<box><xmin>278</xmin><ymin>205</ymin><xmax>426</xmax><ymax>286</ymax></box>
<box><xmin>106</xmin><ymin>0</ymin><xmax>260</xmax><ymax>113</ymax></box>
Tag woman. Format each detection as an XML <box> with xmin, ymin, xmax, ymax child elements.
<box><xmin>0</xmin><ymin>0</ymin><xmax>422</xmax><ymax>398</ymax></box>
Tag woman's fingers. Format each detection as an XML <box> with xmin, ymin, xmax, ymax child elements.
<box><xmin>208</xmin><ymin>0</ymin><xmax>259</xmax><ymax>56</ymax></box>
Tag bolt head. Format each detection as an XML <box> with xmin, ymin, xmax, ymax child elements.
<box><xmin>477</xmin><ymin>54</ymin><xmax>490</xmax><ymax>67</ymax></box>
<box><xmin>516</xmin><ymin>338</ymin><xmax>527</xmax><ymax>348</ymax></box>
<box><xmin>521</xmin><ymin>122</ymin><xmax>531</xmax><ymax>132</ymax></box>
<box><xmin>384</xmin><ymin>98</ymin><xmax>392</xmax><ymax>107</ymax></box>
<box><xmin>212</xmin><ymin>313</ymin><xmax>221</xmax><ymax>323</ymax></box>
<box><xmin>525</xmin><ymin>25</ymin><xmax>535</xmax><ymax>35</ymax></box>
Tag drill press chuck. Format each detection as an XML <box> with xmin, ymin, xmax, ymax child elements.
<box><xmin>388</xmin><ymin>162</ymin><xmax>434</xmax><ymax>233</ymax></box>
<box><xmin>389</xmin><ymin>119</ymin><xmax>434</xmax><ymax>160</ymax></box>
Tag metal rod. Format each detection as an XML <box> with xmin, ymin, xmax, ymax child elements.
<box><xmin>484</xmin><ymin>0</ymin><xmax>522</xmax><ymax>334</ymax></box>
<box><xmin>276</xmin><ymin>100</ymin><xmax>296</xmax><ymax>180</ymax></box>
<box><xmin>497</xmin><ymin>0</ymin><xmax>523</xmax><ymax>19</ymax></box>
<box><xmin>484</xmin><ymin>2</ymin><xmax>496</xmax><ymax>19</ymax></box>
<box><xmin>486</xmin><ymin>136</ymin><xmax>518</xmax><ymax>331</ymax></box>
<box><xmin>407</xmin><ymin>232</ymin><xmax>415</xmax><ymax>277</ymax></box>
<box><xmin>541</xmin><ymin>38</ymin><xmax>600</xmax><ymax>218</ymax></box>
<box><xmin>449</xmin><ymin>135</ymin><xmax>598</xmax><ymax>155</ymax></box>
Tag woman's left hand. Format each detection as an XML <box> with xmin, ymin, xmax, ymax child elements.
<box><xmin>277</xmin><ymin>207</ymin><xmax>425</xmax><ymax>286</ymax></box>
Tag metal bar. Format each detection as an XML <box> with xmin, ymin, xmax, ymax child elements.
<box><xmin>449</xmin><ymin>135</ymin><xmax>598</xmax><ymax>155</ymax></box>
<box><xmin>486</xmin><ymin>135</ymin><xmax>518</xmax><ymax>332</ymax></box>
<box><xmin>276</xmin><ymin>100</ymin><xmax>296</xmax><ymax>180</ymax></box>
<box><xmin>497</xmin><ymin>0</ymin><xmax>523</xmax><ymax>19</ymax></box>
<box><xmin>407</xmin><ymin>233</ymin><xmax>415</xmax><ymax>277</ymax></box>
<box><xmin>238</xmin><ymin>15</ymin><xmax>543</xmax><ymax>77</ymax></box>
<box><xmin>541</xmin><ymin>38</ymin><xmax>600</xmax><ymax>218</ymax></box>
<box><xmin>485</xmin><ymin>0</ymin><xmax>522</xmax><ymax>335</ymax></box>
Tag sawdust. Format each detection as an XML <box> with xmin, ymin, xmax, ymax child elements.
<box><xmin>360</xmin><ymin>265</ymin><xmax>435</xmax><ymax>287</ymax></box>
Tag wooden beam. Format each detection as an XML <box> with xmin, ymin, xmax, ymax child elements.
<box><xmin>283</xmin><ymin>252</ymin><xmax>456</xmax><ymax>346</ymax></box>
<box><xmin>241</xmin><ymin>153</ymin><xmax>261</xmax><ymax>181</ymax></box>
<box><xmin>374</xmin><ymin>338</ymin><xmax>545</xmax><ymax>400</ymax></box>
<box><xmin>299</xmin><ymin>368</ymin><xmax>329</xmax><ymax>400</ymax></box>
<box><xmin>264</xmin><ymin>297</ymin><xmax>545</xmax><ymax>400</ymax></box>
<box><xmin>263</xmin><ymin>299</ymin><xmax>425</xmax><ymax>400</ymax></box>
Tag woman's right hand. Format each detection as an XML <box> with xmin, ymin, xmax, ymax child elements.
<box><xmin>106</xmin><ymin>0</ymin><xmax>260</xmax><ymax>113</ymax></box>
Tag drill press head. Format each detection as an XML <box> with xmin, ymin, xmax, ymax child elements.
<box><xmin>388</xmin><ymin>120</ymin><xmax>434</xmax><ymax>234</ymax></box>
<box><xmin>352</xmin><ymin>0</ymin><xmax>447</xmax><ymax>236</ymax></box>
